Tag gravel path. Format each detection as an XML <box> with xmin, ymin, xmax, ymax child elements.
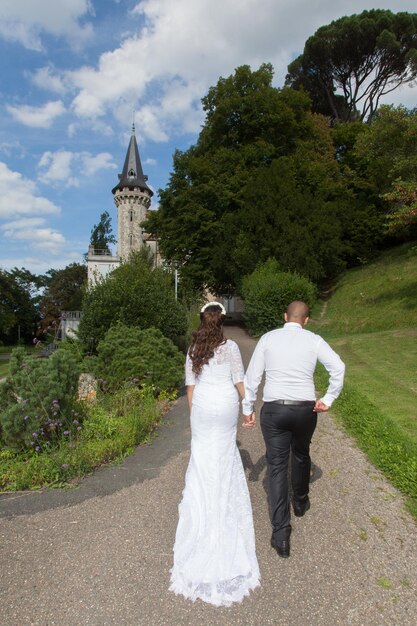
<box><xmin>1</xmin><ymin>326</ymin><xmax>416</xmax><ymax>625</ymax></box>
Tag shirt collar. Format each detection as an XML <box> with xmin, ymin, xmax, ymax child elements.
<box><xmin>284</xmin><ymin>322</ymin><xmax>302</xmax><ymax>329</ymax></box>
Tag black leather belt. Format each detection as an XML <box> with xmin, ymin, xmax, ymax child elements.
<box><xmin>266</xmin><ymin>400</ymin><xmax>316</xmax><ymax>406</ymax></box>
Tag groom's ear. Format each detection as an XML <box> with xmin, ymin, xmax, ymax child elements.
<box><xmin>284</xmin><ymin>312</ymin><xmax>288</xmax><ymax>322</ymax></box>
<box><xmin>303</xmin><ymin>316</ymin><xmax>309</xmax><ymax>326</ymax></box>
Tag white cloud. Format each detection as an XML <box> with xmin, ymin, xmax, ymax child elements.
<box><xmin>38</xmin><ymin>150</ymin><xmax>78</xmax><ymax>186</ymax></box>
<box><xmin>0</xmin><ymin>162</ymin><xmax>65</xmax><ymax>260</ymax></box>
<box><xmin>6</xmin><ymin>100</ymin><xmax>65</xmax><ymax>128</ymax></box>
<box><xmin>0</xmin><ymin>141</ymin><xmax>25</xmax><ymax>158</ymax></box>
<box><xmin>68</xmin><ymin>123</ymin><xmax>78</xmax><ymax>138</ymax></box>
<box><xmin>65</xmin><ymin>0</ymin><xmax>417</xmax><ymax>141</ymax></box>
<box><xmin>144</xmin><ymin>158</ymin><xmax>157</xmax><ymax>166</ymax></box>
<box><xmin>29</xmin><ymin>66</ymin><xmax>68</xmax><ymax>94</ymax></box>
<box><xmin>0</xmin><ymin>161</ymin><xmax>60</xmax><ymax>218</ymax></box>
<box><xmin>81</xmin><ymin>152</ymin><xmax>117</xmax><ymax>176</ymax></box>
<box><xmin>0</xmin><ymin>253</ymin><xmax>83</xmax><ymax>273</ymax></box>
<box><xmin>2</xmin><ymin>217</ymin><xmax>47</xmax><ymax>230</ymax></box>
<box><xmin>0</xmin><ymin>0</ymin><xmax>93</xmax><ymax>51</ymax></box>
<box><xmin>2</xmin><ymin>225</ymin><xmax>66</xmax><ymax>255</ymax></box>
<box><xmin>37</xmin><ymin>149</ymin><xmax>117</xmax><ymax>187</ymax></box>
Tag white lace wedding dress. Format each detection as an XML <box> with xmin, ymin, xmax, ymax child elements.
<box><xmin>170</xmin><ymin>339</ymin><xmax>260</xmax><ymax>607</ymax></box>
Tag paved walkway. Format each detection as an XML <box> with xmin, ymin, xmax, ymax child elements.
<box><xmin>1</xmin><ymin>327</ymin><xmax>416</xmax><ymax>625</ymax></box>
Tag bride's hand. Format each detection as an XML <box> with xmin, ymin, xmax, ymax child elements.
<box><xmin>242</xmin><ymin>412</ymin><xmax>256</xmax><ymax>428</ymax></box>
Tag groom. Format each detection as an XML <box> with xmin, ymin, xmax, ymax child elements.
<box><xmin>242</xmin><ymin>301</ymin><xmax>345</xmax><ymax>558</ymax></box>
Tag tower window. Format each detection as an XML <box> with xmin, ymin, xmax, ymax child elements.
<box><xmin>128</xmin><ymin>169</ymin><xmax>136</xmax><ymax>177</ymax></box>
<box><xmin>129</xmin><ymin>234</ymin><xmax>133</xmax><ymax>247</ymax></box>
<box><xmin>129</xmin><ymin>209</ymin><xmax>133</xmax><ymax>222</ymax></box>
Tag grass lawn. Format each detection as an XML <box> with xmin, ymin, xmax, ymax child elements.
<box><xmin>309</xmin><ymin>242</ymin><xmax>417</xmax><ymax>518</ymax></box>
<box><xmin>330</xmin><ymin>330</ymin><xmax>417</xmax><ymax>445</ymax></box>
<box><xmin>311</xmin><ymin>242</ymin><xmax>417</xmax><ymax>336</ymax></box>
<box><xmin>0</xmin><ymin>361</ymin><xmax>9</xmax><ymax>378</ymax></box>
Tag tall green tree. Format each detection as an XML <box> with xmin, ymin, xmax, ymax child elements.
<box><xmin>39</xmin><ymin>263</ymin><xmax>87</xmax><ymax>333</ymax></box>
<box><xmin>237</xmin><ymin>114</ymin><xmax>356</xmax><ymax>280</ymax></box>
<box><xmin>286</xmin><ymin>10</ymin><xmax>417</xmax><ymax>123</ymax></box>
<box><xmin>353</xmin><ymin>105</ymin><xmax>417</xmax><ymax>239</ymax></box>
<box><xmin>0</xmin><ymin>270</ymin><xmax>38</xmax><ymax>344</ymax></box>
<box><xmin>145</xmin><ymin>64</ymin><xmax>315</xmax><ymax>293</ymax></box>
<box><xmin>147</xmin><ymin>64</ymin><xmax>377</xmax><ymax>291</ymax></box>
<box><xmin>89</xmin><ymin>210</ymin><xmax>116</xmax><ymax>253</ymax></box>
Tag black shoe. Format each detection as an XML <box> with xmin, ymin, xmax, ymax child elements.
<box><xmin>293</xmin><ymin>498</ymin><xmax>310</xmax><ymax>517</ymax></box>
<box><xmin>271</xmin><ymin>538</ymin><xmax>290</xmax><ymax>558</ymax></box>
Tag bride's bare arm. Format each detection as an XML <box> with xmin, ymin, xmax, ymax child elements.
<box><xmin>187</xmin><ymin>385</ymin><xmax>195</xmax><ymax>411</ymax></box>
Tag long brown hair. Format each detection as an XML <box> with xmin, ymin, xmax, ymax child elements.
<box><xmin>189</xmin><ymin>305</ymin><xmax>226</xmax><ymax>376</ymax></box>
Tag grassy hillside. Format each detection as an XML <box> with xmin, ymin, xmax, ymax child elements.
<box><xmin>308</xmin><ymin>243</ymin><xmax>417</xmax><ymax>518</ymax></box>
<box><xmin>311</xmin><ymin>243</ymin><xmax>417</xmax><ymax>336</ymax></box>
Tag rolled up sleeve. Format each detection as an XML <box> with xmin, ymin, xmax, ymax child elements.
<box><xmin>317</xmin><ymin>339</ymin><xmax>345</xmax><ymax>407</ymax></box>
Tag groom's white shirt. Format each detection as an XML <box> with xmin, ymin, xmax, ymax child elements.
<box><xmin>242</xmin><ymin>322</ymin><xmax>345</xmax><ymax>415</ymax></box>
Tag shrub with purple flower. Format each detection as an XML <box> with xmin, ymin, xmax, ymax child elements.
<box><xmin>0</xmin><ymin>347</ymin><xmax>85</xmax><ymax>451</ymax></box>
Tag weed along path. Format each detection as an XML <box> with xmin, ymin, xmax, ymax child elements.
<box><xmin>1</xmin><ymin>326</ymin><xmax>416</xmax><ymax>626</ymax></box>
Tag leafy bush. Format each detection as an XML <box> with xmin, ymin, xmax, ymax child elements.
<box><xmin>92</xmin><ymin>323</ymin><xmax>184</xmax><ymax>392</ymax></box>
<box><xmin>0</xmin><ymin>348</ymin><xmax>84</xmax><ymax>451</ymax></box>
<box><xmin>241</xmin><ymin>258</ymin><xmax>316</xmax><ymax>335</ymax></box>
<box><xmin>0</xmin><ymin>385</ymin><xmax>164</xmax><ymax>491</ymax></box>
<box><xmin>78</xmin><ymin>251</ymin><xmax>187</xmax><ymax>352</ymax></box>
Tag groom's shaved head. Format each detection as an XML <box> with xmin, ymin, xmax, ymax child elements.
<box><xmin>286</xmin><ymin>301</ymin><xmax>309</xmax><ymax>322</ymax></box>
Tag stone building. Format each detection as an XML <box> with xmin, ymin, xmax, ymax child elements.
<box><xmin>87</xmin><ymin>124</ymin><xmax>160</xmax><ymax>284</ymax></box>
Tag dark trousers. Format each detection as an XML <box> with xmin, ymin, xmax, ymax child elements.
<box><xmin>260</xmin><ymin>402</ymin><xmax>317</xmax><ymax>542</ymax></box>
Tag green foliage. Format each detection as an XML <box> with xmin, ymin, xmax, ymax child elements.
<box><xmin>238</xmin><ymin>119</ymin><xmax>351</xmax><ymax>281</ymax></box>
<box><xmin>0</xmin><ymin>269</ymin><xmax>39</xmax><ymax>344</ymax></box>
<box><xmin>241</xmin><ymin>259</ymin><xmax>316</xmax><ymax>335</ymax></box>
<box><xmin>315</xmin><ymin>366</ymin><xmax>417</xmax><ymax>518</ymax></box>
<box><xmin>312</xmin><ymin>243</ymin><xmax>417</xmax><ymax>336</ymax></box>
<box><xmin>353</xmin><ymin>105</ymin><xmax>417</xmax><ymax>240</ymax></box>
<box><xmin>0</xmin><ymin>385</ymin><xmax>163</xmax><ymax>491</ymax></box>
<box><xmin>145</xmin><ymin>64</ymin><xmax>315</xmax><ymax>294</ymax></box>
<box><xmin>384</xmin><ymin>180</ymin><xmax>417</xmax><ymax>237</ymax></box>
<box><xmin>312</xmin><ymin>243</ymin><xmax>417</xmax><ymax>519</ymax></box>
<box><xmin>286</xmin><ymin>9</ymin><xmax>417</xmax><ymax>123</ymax></box>
<box><xmin>93</xmin><ymin>323</ymin><xmax>184</xmax><ymax>392</ymax></box>
<box><xmin>147</xmin><ymin>63</ymin><xmax>382</xmax><ymax>291</ymax></box>
<box><xmin>78</xmin><ymin>251</ymin><xmax>187</xmax><ymax>351</ymax></box>
<box><xmin>39</xmin><ymin>263</ymin><xmax>87</xmax><ymax>334</ymax></box>
<box><xmin>88</xmin><ymin>210</ymin><xmax>116</xmax><ymax>253</ymax></box>
<box><xmin>354</xmin><ymin>106</ymin><xmax>417</xmax><ymax>193</ymax></box>
<box><xmin>0</xmin><ymin>348</ymin><xmax>82</xmax><ymax>450</ymax></box>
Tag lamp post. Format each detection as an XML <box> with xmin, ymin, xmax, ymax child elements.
<box><xmin>173</xmin><ymin>260</ymin><xmax>180</xmax><ymax>300</ymax></box>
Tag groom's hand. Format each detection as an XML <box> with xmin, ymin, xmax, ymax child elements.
<box><xmin>314</xmin><ymin>400</ymin><xmax>330</xmax><ymax>413</ymax></box>
<box><xmin>242</xmin><ymin>412</ymin><xmax>256</xmax><ymax>428</ymax></box>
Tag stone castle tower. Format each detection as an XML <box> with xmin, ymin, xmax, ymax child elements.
<box><xmin>112</xmin><ymin>123</ymin><xmax>153</xmax><ymax>259</ymax></box>
<box><xmin>87</xmin><ymin>124</ymin><xmax>158</xmax><ymax>284</ymax></box>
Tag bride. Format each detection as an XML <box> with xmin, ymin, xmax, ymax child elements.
<box><xmin>170</xmin><ymin>302</ymin><xmax>260</xmax><ymax>607</ymax></box>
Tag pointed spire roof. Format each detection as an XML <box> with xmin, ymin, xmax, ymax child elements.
<box><xmin>112</xmin><ymin>124</ymin><xmax>153</xmax><ymax>196</ymax></box>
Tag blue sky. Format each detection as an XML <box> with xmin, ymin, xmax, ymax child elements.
<box><xmin>0</xmin><ymin>0</ymin><xmax>416</xmax><ymax>274</ymax></box>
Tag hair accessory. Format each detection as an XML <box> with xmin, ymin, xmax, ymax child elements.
<box><xmin>200</xmin><ymin>301</ymin><xmax>226</xmax><ymax>315</ymax></box>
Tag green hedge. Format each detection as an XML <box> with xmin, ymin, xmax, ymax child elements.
<box><xmin>241</xmin><ymin>258</ymin><xmax>316</xmax><ymax>335</ymax></box>
<box><xmin>78</xmin><ymin>251</ymin><xmax>187</xmax><ymax>352</ymax></box>
<box><xmin>90</xmin><ymin>323</ymin><xmax>184</xmax><ymax>393</ymax></box>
